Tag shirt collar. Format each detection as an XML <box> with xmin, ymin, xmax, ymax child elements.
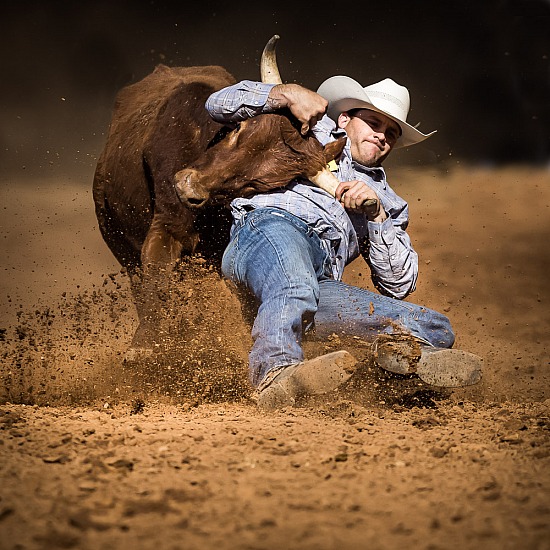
<box><xmin>354</xmin><ymin>162</ymin><xmax>387</xmax><ymax>189</ymax></box>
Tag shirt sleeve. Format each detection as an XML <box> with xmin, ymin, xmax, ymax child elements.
<box><xmin>205</xmin><ymin>80</ymin><xmax>277</xmax><ymax>123</ymax></box>
<box><xmin>311</xmin><ymin>115</ymin><xmax>337</xmax><ymax>145</ymax></box>
<box><xmin>344</xmin><ymin>166</ymin><xmax>418</xmax><ymax>300</ymax></box>
<box><xmin>364</xmin><ymin>213</ymin><xmax>418</xmax><ymax>299</ymax></box>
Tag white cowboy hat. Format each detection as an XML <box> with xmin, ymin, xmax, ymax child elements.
<box><xmin>317</xmin><ymin>75</ymin><xmax>436</xmax><ymax>148</ymax></box>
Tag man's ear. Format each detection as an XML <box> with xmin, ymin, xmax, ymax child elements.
<box><xmin>338</xmin><ymin>112</ymin><xmax>351</xmax><ymax>129</ymax></box>
<box><xmin>323</xmin><ymin>137</ymin><xmax>346</xmax><ymax>163</ymax></box>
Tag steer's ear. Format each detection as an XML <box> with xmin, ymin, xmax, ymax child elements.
<box><xmin>280</xmin><ymin>122</ymin><xmax>312</xmax><ymax>154</ymax></box>
<box><xmin>323</xmin><ymin>137</ymin><xmax>346</xmax><ymax>163</ymax></box>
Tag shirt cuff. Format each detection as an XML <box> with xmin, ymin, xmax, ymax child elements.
<box><xmin>368</xmin><ymin>216</ymin><xmax>395</xmax><ymax>245</ymax></box>
<box><xmin>241</xmin><ymin>81</ymin><xmax>277</xmax><ymax>110</ymax></box>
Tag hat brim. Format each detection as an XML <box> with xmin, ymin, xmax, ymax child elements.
<box><xmin>317</xmin><ymin>75</ymin><xmax>436</xmax><ymax>149</ymax></box>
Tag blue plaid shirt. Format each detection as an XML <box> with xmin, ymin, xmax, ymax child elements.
<box><xmin>206</xmin><ymin>81</ymin><xmax>418</xmax><ymax>299</ymax></box>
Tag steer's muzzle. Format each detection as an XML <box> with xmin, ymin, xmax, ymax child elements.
<box><xmin>174</xmin><ymin>169</ymin><xmax>210</xmax><ymax>209</ymax></box>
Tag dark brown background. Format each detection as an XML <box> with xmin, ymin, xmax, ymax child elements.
<box><xmin>1</xmin><ymin>0</ymin><xmax>549</xmax><ymax>179</ymax></box>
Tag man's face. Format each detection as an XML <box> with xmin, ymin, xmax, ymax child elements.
<box><xmin>338</xmin><ymin>109</ymin><xmax>401</xmax><ymax>167</ymax></box>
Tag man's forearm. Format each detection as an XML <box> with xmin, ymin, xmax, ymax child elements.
<box><xmin>205</xmin><ymin>80</ymin><xmax>276</xmax><ymax>123</ymax></box>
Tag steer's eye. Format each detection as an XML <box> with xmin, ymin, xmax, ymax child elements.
<box><xmin>233</xmin><ymin>123</ymin><xmax>241</xmax><ymax>133</ymax></box>
<box><xmin>207</xmin><ymin>125</ymin><xmax>233</xmax><ymax>149</ymax></box>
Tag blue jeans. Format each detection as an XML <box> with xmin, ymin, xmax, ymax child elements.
<box><xmin>221</xmin><ymin>208</ymin><xmax>455</xmax><ymax>386</ymax></box>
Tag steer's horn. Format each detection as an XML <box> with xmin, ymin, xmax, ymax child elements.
<box><xmin>261</xmin><ymin>35</ymin><xmax>283</xmax><ymax>84</ymax></box>
<box><xmin>310</xmin><ymin>169</ymin><xmax>378</xmax><ymax>209</ymax></box>
<box><xmin>309</xmin><ymin>168</ymin><xmax>340</xmax><ymax>198</ymax></box>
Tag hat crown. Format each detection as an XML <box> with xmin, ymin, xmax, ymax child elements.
<box><xmin>363</xmin><ymin>78</ymin><xmax>410</xmax><ymax>122</ymax></box>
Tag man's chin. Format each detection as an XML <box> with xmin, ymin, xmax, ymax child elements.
<box><xmin>359</xmin><ymin>153</ymin><xmax>386</xmax><ymax>168</ymax></box>
<box><xmin>357</xmin><ymin>145</ymin><xmax>388</xmax><ymax>167</ymax></box>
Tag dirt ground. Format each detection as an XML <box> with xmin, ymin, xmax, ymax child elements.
<box><xmin>0</xmin><ymin>165</ymin><xmax>549</xmax><ymax>549</ymax></box>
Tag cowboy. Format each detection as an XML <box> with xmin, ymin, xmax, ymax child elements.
<box><xmin>205</xmin><ymin>76</ymin><xmax>483</xmax><ymax>410</ymax></box>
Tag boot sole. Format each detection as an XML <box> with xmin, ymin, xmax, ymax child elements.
<box><xmin>417</xmin><ymin>348</ymin><xmax>483</xmax><ymax>387</ymax></box>
<box><xmin>375</xmin><ymin>341</ymin><xmax>483</xmax><ymax>388</ymax></box>
<box><xmin>257</xmin><ymin>350</ymin><xmax>358</xmax><ymax>410</ymax></box>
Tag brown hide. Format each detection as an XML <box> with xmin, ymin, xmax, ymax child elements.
<box><xmin>93</xmin><ymin>64</ymin><xmax>238</xmax><ymax>349</ymax></box>
<box><xmin>93</xmin><ymin>64</ymin><xmax>236</xmax><ymax>269</ymax></box>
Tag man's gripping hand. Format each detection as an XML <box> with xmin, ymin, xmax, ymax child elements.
<box><xmin>267</xmin><ymin>84</ymin><xmax>328</xmax><ymax>135</ymax></box>
<box><xmin>335</xmin><ymin>180</ymin><xmax>388</xmax><ymax>222</ymax></box>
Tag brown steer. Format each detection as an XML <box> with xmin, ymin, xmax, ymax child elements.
<box><xmin>93</xmin><ymin>36</ymin><xmax>345</xmax><ymax>354</ymax></box>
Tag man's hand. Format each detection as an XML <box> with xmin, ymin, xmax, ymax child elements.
<box><xmin>335</xmin><ymin>180</ymin><xmax>387</xmax><ymax>222</ymax></box>
<box><xmin>267</xmin><ymin>84</ymin><xmax>327</xmax><ymax>135</ymax></box>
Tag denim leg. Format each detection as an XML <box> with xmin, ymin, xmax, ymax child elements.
<box><xmin>314</xmin><ymin>279</ymin><xmax>455</xmax><ymax>348</ymax></box>
<box><xmin>222</xmin><ymin>209</ymin><xmax>329</xmax><ymax>386</ymax></box>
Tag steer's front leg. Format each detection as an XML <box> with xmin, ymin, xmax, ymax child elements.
<box><xmin>128</xmin><ymin>213</ymin><xmax>198</xmax><ymax>355</ymax></box>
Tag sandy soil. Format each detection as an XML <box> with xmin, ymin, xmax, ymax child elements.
<box><xmin>0</xmin><ymin>165</ymin><xmax>549</xmax><ymax>549</ymax></box>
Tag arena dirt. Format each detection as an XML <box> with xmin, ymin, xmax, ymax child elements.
<box><xmin>0</xmin><ymin>166</ymin><xmax>549</xmax><ymax>549</ymax></box>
